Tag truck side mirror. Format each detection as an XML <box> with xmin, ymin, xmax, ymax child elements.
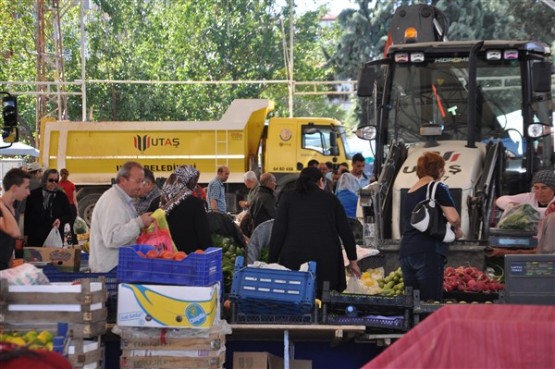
<box><xmin>357</xmin><ymin>63</ymin><xmax>377</xmax><ymax>97</ymax></box>
<box><xmin>532</xmin><ymin>61</ymin><xmax>553</xmax><ymax>93</ymax></box>
<box><xmin>329</xmin><ymin>131</ymin><xmax>338</xmax><ymax>155</ymax></box>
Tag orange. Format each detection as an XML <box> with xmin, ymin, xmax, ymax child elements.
<box><xmin>160</xmin><ymin>251</ymin><xmax>175</xmax><ymax>259</ymax></box>
<box><xmin>173</xmin><ymin>251</ymin><xmax>187</xmax><ymax>261</ymax></box>
<box><xmin>145</xmin><ymin>250</ymin><xmax>159</xmax><ymax>259</ymax></box>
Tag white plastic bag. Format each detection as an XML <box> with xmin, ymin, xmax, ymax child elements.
<box><xmin>345</xmin><ymin>276</ymin><xmax>368</xmax><ymax>294</ymax></box>
<box><xmin>0</xmin><ymin>263</ymin><xmax>50</xmax><ymax>285</ymax></box>
<box><xmin>43</xmin><ymin>226</ymin><xmax>63</xmax><ymax>248</ymax></box>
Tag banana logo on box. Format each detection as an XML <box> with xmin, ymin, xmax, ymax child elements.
<box><xmin>122</xmin><ymin>284</ymin><xmax>217</xmax><ymax>327</ymax></box>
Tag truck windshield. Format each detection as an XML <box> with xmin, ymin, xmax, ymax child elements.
<box><xmin>387</xmin><ymin>58</ymin><xmax>522</xmax><ymax>148</ymax></box>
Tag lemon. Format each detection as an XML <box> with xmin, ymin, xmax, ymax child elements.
<box><xmin>37</xmin><ymin>330</ymin><xmax>53</xmax><ymax>344</ymax></box>
<box><xmin>11</xmin><ymin>337</ymin><xmax>26</xmax><ymax>346</ymax></box>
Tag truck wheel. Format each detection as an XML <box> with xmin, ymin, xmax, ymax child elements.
<box><xmin>78</xmin><ymin>193</ymin><xmax>101</xmax><ymax>226</ymax></box>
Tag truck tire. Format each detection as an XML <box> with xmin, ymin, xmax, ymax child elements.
<box><xmin>78</xmin><ymin>193</ymin><xmax>102</xmax><ymax>226</ymax></box>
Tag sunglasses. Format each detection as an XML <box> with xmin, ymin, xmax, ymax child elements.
<box><xmin>48</xmin><ymin>178</ymin><xmax>59</xmax><ymax>183</ymax></box>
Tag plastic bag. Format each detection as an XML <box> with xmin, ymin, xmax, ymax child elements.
<box><xmin>345</xmin><ymin>276</ymin><xmax>369</xmax><ymax>294</ymax></box>
<box><xmin>136</xmin><ymin>221</ymin><xmax>176</xmax><ymax>253</ymax></box>
<box><xmin>0</xmin><ymin>263</ymin><xmax>50</xmax><ymax>285</ymax></box>
<box><xmin>73</xmin><ymin>216</ymin><xmax>89</xmax><ymax>235</ymax></box>
<box><xmin>498</xmin><ymin>203</ymin><xmax>540</xmax><ymax>231</ymax></box>
<box><xmin>43</xmin><ymin>226</ymin><xmax>63</xmax><ymax>248</ymax></box>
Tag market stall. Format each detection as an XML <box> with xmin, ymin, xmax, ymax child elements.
<box><xmin>362</xmin><ymin>304</ymin><xmax>555</xmax><ymax>369</ymax></box>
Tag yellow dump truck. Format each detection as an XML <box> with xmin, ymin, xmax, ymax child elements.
<box><xmin>39</xmin><ymin>99</ymin><xmax>355</xmax><ymax>221</ymax></box>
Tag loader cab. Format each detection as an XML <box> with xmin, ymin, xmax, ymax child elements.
<box><xmin>358</xmin><ymin>40</ymin><xmax>554</xmax><ymax>241</ymax></box>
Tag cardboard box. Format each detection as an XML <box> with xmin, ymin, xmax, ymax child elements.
<box><xmin>117</xmin><ymin>283</ymin><xmax>220</xmax><ymax>328</ymax></box>
<box><xmin>233</xmin><ymin>352</ymin><xmax>312</xmax><ymax>369</ymax></box>
<box><xmin>24</xmin><ymin>246</ymin><xmax>80</xmax><ymax>272</ymax></box>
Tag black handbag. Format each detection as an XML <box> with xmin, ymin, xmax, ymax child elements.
<box><xmin>410</xmin><ymin>181</ymin><xmax>456</xmax><ymax>243</ymax></box>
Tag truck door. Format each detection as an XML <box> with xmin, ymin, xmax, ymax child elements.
<box><xmin>265</xmin><ymin>120</ymin><xmax>298</xmax><ymax>173</ymax></box>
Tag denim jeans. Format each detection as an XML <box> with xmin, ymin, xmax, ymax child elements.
<box><xmin>400</xmin><ymin>252</ymin><xmax>445</xmax><ymax>301</ymax></box>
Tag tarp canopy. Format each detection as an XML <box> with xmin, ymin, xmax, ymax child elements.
<box><xmin>362</xmin><ymin>304</ymin><xmax>555</xmax><ymax>369</ymax></box>
<box><xmin>0</xmin><ymin>141</ymin><xmax>39</xmax><ymax>156</ymax></box>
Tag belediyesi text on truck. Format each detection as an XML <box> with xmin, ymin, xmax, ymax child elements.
<box><xmin>356</xmin><ymin>4</ymin><xmax>554</xmax><ymax>244</ymax></box>
<box><xmin>39</xmin><ymin>99</ymin><xmax>358</xmax><ymax>223</ymax></box>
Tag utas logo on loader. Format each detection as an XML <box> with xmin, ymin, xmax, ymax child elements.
<box><xmin>134</xmin><ymin>135</ymin><xmax>180</xmax><ymax>152</ymax></box>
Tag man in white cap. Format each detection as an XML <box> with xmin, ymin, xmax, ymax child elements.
<box><xmin>26</xmin><ymin>162</ymin><xmax>43</xmax><ymax>191</ymax></box>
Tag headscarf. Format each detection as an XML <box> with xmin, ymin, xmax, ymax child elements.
<box><xmin>160</xmin><ymin>165</ymin><xmax>200</xmax><ymax>213</ymax></box>
<box><xmin>532</xmin><ymin>170</ymin><xmax>555</xmax><ymax>193</ymax></box>
<box><xmin>335</xmin><ymin>172</ymin><xmax>360</xmax><ymax>195</ymax></box>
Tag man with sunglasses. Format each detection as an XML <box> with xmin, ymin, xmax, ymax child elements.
<box><xmin>24</xmin><ymin>169</ymin><xmax>72</xmax><ymax>247</ymax></box>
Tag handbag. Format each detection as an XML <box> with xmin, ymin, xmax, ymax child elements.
<box><xmin>410</xmin><ymin>181</ymin><xmax>456</xmax><ymax>243</ymax></box>
<box><xmin>136</xmin><ymin>221</ymin><xmax>175</xmax><ymax>253</ymax></box>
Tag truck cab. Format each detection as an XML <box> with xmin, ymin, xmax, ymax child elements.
<box><xmin>264</xmin><ymin>116</ymin><xmax>355</xmax><ymax>191</ymax></box>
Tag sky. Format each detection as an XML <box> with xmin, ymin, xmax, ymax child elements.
<box><xmin>284</xmin><ymin>0</ymin><xmax>357</xmax><ymax>15</ymax></box>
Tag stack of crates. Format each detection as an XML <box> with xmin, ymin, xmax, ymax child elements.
<box><xmin>321</xmin><ymin>281</ymin><xmax>413</xmax><ymax>331</ymax></box>
<box><xmin>116</xmin><ymin>244</ymin><xmax>226</xmax><ymax>369</ymax></box>
<box><xmin>229</xmin><ymin>256</ymin><xmax>317</xmax><ymax>324</ymax></box>
<box><xmin>0</xmin><ymin>278</ymin><xmax>107</xmax><ymax>368</ymax></box>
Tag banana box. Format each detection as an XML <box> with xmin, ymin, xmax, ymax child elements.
<box><xmin>117</xmin><ymin>283</ymin><xmax>220</xmax><ymax>329</ymax></box>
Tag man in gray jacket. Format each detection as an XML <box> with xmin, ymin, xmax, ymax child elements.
<box><xmin>89</xmin><ymin>161</ymin><xmax>154</xmax><ymax>272</ymax></box>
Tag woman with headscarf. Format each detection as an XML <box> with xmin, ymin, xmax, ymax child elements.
<box><xmin>160</xmin><ymin>165</ymin><xmax>212</xmax><ymax>254</ymax></box>
<box><xmin>335</xmin><ymin>172</ymin><xmax>360</xmax><ymax>218</ymax></box>
<box><xmin>268</xmin><ymin>166</ymin><xmax>361</xmax><ymax>297</ymax></box>
<box><xmin>496</xmin><ymin>170</ymin><xmax>555</xmax><ymax>253</ymax></box>
<box><xmin>24</xmin><ymin>169</ymin><xmax>72</xmax><ymax>246</ymax></box>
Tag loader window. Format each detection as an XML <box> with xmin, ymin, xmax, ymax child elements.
<box><xmin>387</xmin><ymin>58</ymin><xmax>520</xmax><ymax>145</ymax></box>
<box><xmin>302</xmin><ymin>125</ymin><xmax>337</xmax><ymax>156</ymax></box>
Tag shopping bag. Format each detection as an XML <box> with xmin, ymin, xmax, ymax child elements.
<box><xmin>136</xmin><ymin>221</ymin><xmax>175</xmax><ymax>253</ymax></box>
<box><xmin>497</xmin><ymin>203</ymin><xmax>540</xmax><ymax>231</ymax></box>
<box><xmin>43</xmin><ymin>226</ymin><xmax>64</xmax><ymax>248</ymax></box>
<box><xmin>410</xmin><ymin>181</ymin><xmax>455</xmax><ymax>243</ymax></box>
<box><xmin>146</xmin><ymin>208</ymin><xmax>177</xmax><ymax>251</ymax></box>
<box><xmin>73</xmin><ymin>216</ymin><xmax>89</xmax><ymax>235</ymax></box>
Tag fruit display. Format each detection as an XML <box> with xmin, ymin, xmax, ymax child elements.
<box><xmin>135</xmin><ymin>249</ymin><xmax>189</xmax><ymax>261</ymax></box>
<box><xmin>0</xmin><ymin>330</ymin><xmax>55</xmax><ymax>351</ymax></box>
<box><xmin>211</xmin><ymin>234</ymin><xmax>244</xmax><ymax>293</ymax></box>
<box><xmin>443</xmin><ymin>266</ymin><xmax>504</xmax><ymax>293</ymax></box>
<box><xmin>378</xmin><ymin>267</ymin><xmax>405</xmax><ymax>296</ymax></box>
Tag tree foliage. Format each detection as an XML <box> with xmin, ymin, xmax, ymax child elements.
<box><xmin>1</xmin><ymin>0</ymin><xmax>554</xmax><ymax>146</ymax></box>
<box><xmin>1</xmin><ymin>0</ymin><xmax>342</xmax><ymax>144</ymax></box>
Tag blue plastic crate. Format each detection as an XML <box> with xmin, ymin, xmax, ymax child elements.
<box><xmin>230</xmin><ymin>256</ymin><xmax>316</xmax><ymax>315</ymax></box>
<box><xmin>326</xmin><ymin>314</ymin><xmax>409</xmax><ymax>330</ymax></box>
<box><xmin>117</xmin><ymin>245</ymin><xmax>222</xmax><ymax>286</ymax></box>
<box><xmin>52</xmin><ymin>322</ymin><xmax>70</xmax><ymax>356</ymax></box>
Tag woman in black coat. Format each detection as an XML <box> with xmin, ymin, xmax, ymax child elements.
<box><xmin>24</xmin><ymin>169</ymin><xmax>72</xmax><ymax>246</ymax></box>
<box><xmin>268</xmin><ymin>166</ymin><xmax>361</xmax><ymax>296</ymax></box>
<box><xmin>160</xmin><ymin>165</ymin><xmax>212</xmax><ymax>254</ymax></box>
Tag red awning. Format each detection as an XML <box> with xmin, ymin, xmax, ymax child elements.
<box><xmin>362</xmin><ymin>304</ymin><xmax>555</xmax><ymax>369</ymax></box>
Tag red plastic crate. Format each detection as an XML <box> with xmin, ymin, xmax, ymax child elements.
<box><xmin>117</xmin><ymin>245</ymin><xmax>222</xmax><ymax>286</ymax></box>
